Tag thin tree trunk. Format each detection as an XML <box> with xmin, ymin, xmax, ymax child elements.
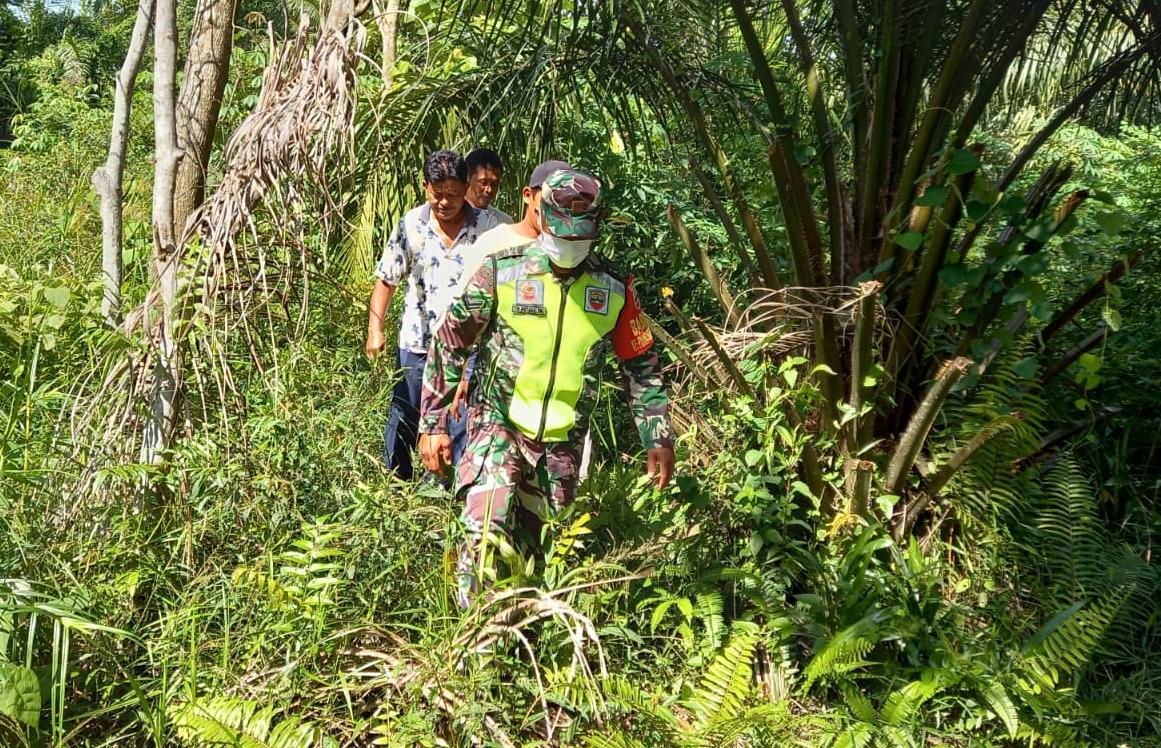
<box><xmin>92</xmin><ymin>0</ymin><xmax>155</xmax><ymax>327</ymax></box>
<box><xmin>173</xmin><ymin>0</ymin><xmax>240</xmax><ymax>236</ymax></box>
<box><xmin>381</xmin><ymin>0</ymin><xmax>400</xmax><ymax>88</ymax></box>
<box><xmin>141</xmin><ymin>0</ymin><xmax>181</xmax><ymax>468</ymax></box>
<box><xmin>667</xmin><ymin>205</ymin><xmax>740</xmax><ymax>328</ymax></box>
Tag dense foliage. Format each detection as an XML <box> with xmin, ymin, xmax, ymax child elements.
<box><xmin>2</xmin><ymin>0</ymin><xmax>1160</xmax><ymax>746</ymax></box>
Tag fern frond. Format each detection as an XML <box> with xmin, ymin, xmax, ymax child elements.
<box><xmin>697</xmin><ymin>702</ymin><xmax>803</xmax><ymax>747</ymax></box>
<box><xmin>839</xmin><ymin>684</ymin><xmax>876</xmax><ymax>723</ymax></box>
<box><xmin>830</xmin><ymin>722</ymin><xmax>875</xmax><ymax>748</ymax></box>
<box><xmin>979</xmin><ymin>680</ymin><xmax>1020</xmax><ymax>738</ymax></box>
<box><xmin>279</xmin><ymin>519</ymin><xmax>348</xmax><ymax>610</ymax></box>
<box><xmin>583</xmin><ymin>733</ymin><xmax>648</xmax><ymax>748</ymax></box>
<box><xmin>1020</xmin><ymin>593</ymin><xmax>1122</xmax><ymax>689</ymax></box>
<box><xmin>879</xmin><ymin>670</ymin><xmax>951</xmax><ymax>726</ymax></box>
<box><xmin>695</xmin><ymin>591</ymin><xmax>725</xmax><ymax>651</ymax></box>
<box><xmin>802</xmin><ymin>612</ymin><xmax>883</xmax><ymax>690</ymax></box>
<box><xmin>1033</xmin><ymin>459</ymin><xmax>1105</xmax><ymax>600</ymax></box>
<box><xmin>596</xmin><ymin>674</ymin><xmax>678</xmax><ymax>734</ymax></box>
<box><xmin>171</xmin><ymin>696</ymin><xmax>320</xmax><ymax>748</ymax></box>
<box><xmin>686</xmin><ymin>623</ymin><xmax>759</xmax><ymax>729</ymax></box>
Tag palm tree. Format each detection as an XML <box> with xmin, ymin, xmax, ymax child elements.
<box><xmin>357</xmin><ymin>0</ymin><xmax>1161</xmax><ymax>534</ymax></box>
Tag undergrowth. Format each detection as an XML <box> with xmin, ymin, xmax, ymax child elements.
<box><xmin>1</xmin><ymin>269</ymin><xmax>1158</xmax><ymax>746</ymax></box>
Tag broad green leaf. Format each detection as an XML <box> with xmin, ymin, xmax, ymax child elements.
<box><xmin>1003</xmin><ymin>286</ymin><xmax>1032</xmax><ymax>305</ymax></box>
<box><xmin>914</xmin><ymin>186</ymin><xmax>948</xmax><ymax>206</ymax></box>
<box><xmin>42</xmin><ymin>286</ymin><xmax>70</xmax><ymax>310</ymax></box>
<box><xmin>744</xmin><ymin>449</ymin><xmax>763</xmax><ymax>467</ymax></box>
<box><xmin>1095</xmin><ymin>210</ymin><xmax>1126</xmax><ymax>236</ymax></box>
<box><xmin>947</xmin><ymin>148</ymin><xmax>982</xmax><ymax>175</ymax></box>
<box><xmin>876</xmin><ymin>494</ymin><xmax>900</xmax><ymax>517</ymax></box>
<box><xmin>1022</xmin><ymin>216</ymin><xmax>1055</xmax><ymax>242</ymax></box>
<box><xmin>894</xmin><ymin>231</ymin><xmax>924</xmax><ymax>251</ymax></box>
<box><xmin>938</xmin><ymin>263</ymin><xmax>967</xmax><ymax>285</ymax></box>
<box><xmin>1102</xmin><ymin>305</ymin><xmax>1122</xmax><ymax>332</ymax></box>
<box><xmin>1011</xmin><ymin>357</ymin><xmax>1038</xmax><ymax>379</ymax></box>
<box><xmin>998</xmin><ymin>193</ymin><xmax>1026</xmax><ymax>215</ymax></box>
<box><xmin>965</xmin><ymin>200</ymin><xmax>990</xmax><ymax>222</ymax></box>
<box><xmin>0</xmin><ymin>663</ymin><xmax>41</xmax><ymax>727</ymax></box>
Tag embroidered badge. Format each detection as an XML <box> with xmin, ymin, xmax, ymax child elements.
<box><xmin>513</xmin><ymin>278</ymin><xmax>546</xmax><ymax>315</ymax></box>
<box><xmin>584</xmin><ymin>286</ymin><xmax>610</xmax><ymax>315</ymax></box>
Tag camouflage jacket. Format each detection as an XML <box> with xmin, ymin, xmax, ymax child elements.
<box><xmin>419</xmin><ymin>243</ymin><xmax>674</xmax><ymax>451</ymax></box>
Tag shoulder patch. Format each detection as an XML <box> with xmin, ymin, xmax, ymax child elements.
<box><xmin>496</xmin><ymin>243</ymin><xmax>533</xmax><ymax>260</ymax></box>
<box><xmin>584</xmin><ymin>285</ymin><xmax>611</xmax><ymax>315</ymax></box>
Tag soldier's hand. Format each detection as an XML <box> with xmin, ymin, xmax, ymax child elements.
<box><xmin>451</xmin><ymin>379</ymin><xmax>469</xmax><ymax>413</ymax></box>
<box><xmin>419</xmin><ymin>433</ymin><xmax>452</xmax><ymax>473</ymax></box>
<box><xmin>646</xmin><ymin>447</ymin><xmax>675</xmax><ymax>489</ymax></box>
<box><xmin>365</xmin><ymin>327</ymin><xmax>386</xmax><ymax>359</ymax></box>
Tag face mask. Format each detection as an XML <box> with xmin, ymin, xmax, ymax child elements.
<box><xmin>538</xmin><ymin>232</ymin><xmax>592</xmax><ymax>269</ymax></box>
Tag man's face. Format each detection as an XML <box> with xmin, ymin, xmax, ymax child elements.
<box><xmin>467</xmin><ymin>166</ymin><xmax>502</xmax><ymax>208</ymax></box>
<box><xmin>523</xmin><ymin>186</ymin><xmax>542</xmax><ymax>232</ymax></box>
<box><xmin>424</xmin><ymin>178</ymin><xmax>467</xmax><ymax>223</ymax></box>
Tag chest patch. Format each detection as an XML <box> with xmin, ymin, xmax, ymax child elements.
<box><xmin>584</xmin><ymin>286</ymin><xmax>610</xmax><ymax>315</ymax></box>
<box><xmin>513</xmin><ymin>278</ymin><xmax>546</xmax><ymax>315</ymax></box>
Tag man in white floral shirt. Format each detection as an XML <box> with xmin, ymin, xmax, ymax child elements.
<box><xmin>365</xmin><ymin>149</ymin><xmax>501</xmax><ymax>479</ymax></box>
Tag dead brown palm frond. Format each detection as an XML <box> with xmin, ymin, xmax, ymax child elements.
<box><xmin>345</xmin><ymin>577</ymin><xmax>652</xmax><ymax>745</ymax></box>
<box><xmin>667</xmin><ymin>285</ymin><xmax>878</xmax><ymax>393</ymax></box>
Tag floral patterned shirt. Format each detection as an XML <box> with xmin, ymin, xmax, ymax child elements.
<box><xmin>375</xmin><ymin>203</ymin><xmax>501</xmax><ymax>354</ymax></box>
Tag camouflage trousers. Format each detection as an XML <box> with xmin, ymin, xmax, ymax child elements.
<box><xmin>454</xmin><ymin>420</ymin><xmax>580</xmax><ymax>608</ymax></box>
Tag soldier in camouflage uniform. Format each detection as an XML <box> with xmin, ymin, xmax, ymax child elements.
<box><xmin>418</xmin><ymin>170</ymin><xmax>675</xmax><ymax>607</ymax></box>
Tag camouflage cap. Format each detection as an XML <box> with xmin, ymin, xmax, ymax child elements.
<box><xmin>540</xmin><ymin>169</ymin><xmax>602</xmax><ymax>239</ymax></box>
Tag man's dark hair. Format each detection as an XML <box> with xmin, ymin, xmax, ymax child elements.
<box><xmin>423</xmin><ymin>149</ymin><xmax>468</xmax><ymax>184</ymax></box>
<box><xmin>466</xmin><ymin>148</ymin><xmax>504</xmax><ymax>176</ymax></box>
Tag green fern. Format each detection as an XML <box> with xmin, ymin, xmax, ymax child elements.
<box><xmin>171</xmin><ymin>696</ymin><xmax>321</xmax><ymax>748</ymax></box>
<box><xmin>685</xmin><ymin>623</ymin><xmax>759</xmax><ymax>729</ymax></box>
<box><xmin>879</xmin><ymin>670</ymin><xmax>951</xmax><ymax>727</ymax></box>
<box><xmin>839</xmin><ymin>684</ymin><xmax>876</xmax><ymax>723</ymax></box>
<box><xmin>231</xmin><ymin>567</ymin><xmax>306</xmax><ymax>613</ymax></box>
<box><xmin>830</xmin><ymin>722</ymin><xmax>875</xmax><ymax>748</ymax></box>
<box><xmin>940</xmin><ymin>343</ymin><xmax>1050</xmax><ymax>533</ymax></box>
<box><xmin>1019</xmin><ymin>593</ymin><xmax>1122</xmax><ymax>690</ymax></box>
<box><xmin>695</xmin><ymin>591</ymin><xmax>725</xmax><ymax>651</ymax></box>
<box><xmin>1034</xmin><ymin>460</ymin><xmax>1105</xmax><ymax>601</ymax></box>
<box><xmin>584</xmin><ymin>733</ymin><xmax>649</xmax><ymax>748</ymax></box>
<box><xmin>979</xmin><ymin>680</ymin><xmax>1021</xmax><ymax>738</ymax></box>
<box><xmin>802</xmin><ymin>612</ymin><xmax>883</xmax><ymax>690</ymax></box>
